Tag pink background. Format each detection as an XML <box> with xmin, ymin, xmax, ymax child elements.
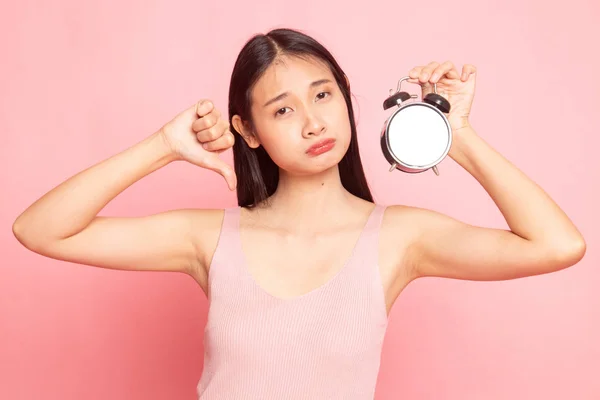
<box><xmin>1</xmin><ymin>0</ymin><xmax>599</xmax><ymax>399</ymax></box>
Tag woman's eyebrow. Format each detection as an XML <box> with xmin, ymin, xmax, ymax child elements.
<box><xmin>263</xmin><ymin>79</ymin><xmax>333</xmax><ymax>108</ymax></box>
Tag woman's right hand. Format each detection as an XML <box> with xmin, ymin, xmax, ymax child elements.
<box><xmin>159</xmin><ymin>100</ymin><xmax>237</xmax><ymax>190</ymax></box>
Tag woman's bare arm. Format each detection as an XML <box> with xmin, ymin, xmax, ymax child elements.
<box><xmin>13</xmin><ymin>99</ymin><xmax>235</xmax><ymax>280</ymax></box>
<box><xmin>12</xmin><ymin>131</ymin><xmax>212</xmax><ymax>274</ymax></box>
<box><xmin>392</xmin><ymin>126</ymin><xmax>586</xmax><ymax>282</ymax></box>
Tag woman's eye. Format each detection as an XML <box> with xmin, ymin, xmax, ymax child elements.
<box><xmin>275</xmin><ymin>107</ymin><xmax>290</xmax><ymax>116</ymax></box>
<box><xmin>274</xmin><ymin>94</ymin><xmax>329</xmax><ymax>117</ymax></box>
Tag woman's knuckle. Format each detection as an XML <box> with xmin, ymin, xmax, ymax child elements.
<box><xmin>211</xmin><ymin>128</ymin><xmax>223</xmax><ymax>140</ymax></box>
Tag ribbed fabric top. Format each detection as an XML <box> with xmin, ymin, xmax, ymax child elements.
<box><xmin>197</xmin><ymin>205</ymin><xmax>389</xmax><ymax>399</ymax></box>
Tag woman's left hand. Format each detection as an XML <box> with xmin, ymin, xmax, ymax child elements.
<box><xmin>407</xmin><ymin>61</ymin><xmax>477</xmax><ymax>133</ymax></box>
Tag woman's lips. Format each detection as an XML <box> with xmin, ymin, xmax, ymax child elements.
<box><xmin>306</xmin><ymin>138</ymin><xmax>336</xmax><ymax>156</ymax></box>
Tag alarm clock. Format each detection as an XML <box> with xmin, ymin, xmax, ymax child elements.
<box><xmin>380</xmin><ymin>76</ymin><xmax>452</xmax><ymax>176</ymax></box>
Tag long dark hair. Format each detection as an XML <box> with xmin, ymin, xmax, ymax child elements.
<box><xmin>228</xmin><ymin>28</ymin><xmax>373</xmax><ymax>207</ymax></box>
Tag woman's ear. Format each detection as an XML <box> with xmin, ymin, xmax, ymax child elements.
<box><xmin>232</xmin><ymin>115</ymin><xmax>260</xmax><ymax>149</ymax></box>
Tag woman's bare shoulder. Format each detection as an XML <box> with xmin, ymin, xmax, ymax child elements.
<box><xmin>187</xmin><ymin>207</ymin><xmax>230</xmax><ymax>278</ymax></box>
<box><xmin>378</xmin><ymin>204</ymin><xmax>433</xmax><ymax>278</ymax></box>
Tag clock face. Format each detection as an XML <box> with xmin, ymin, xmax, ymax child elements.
<box><xmin>387</xmin><ymin>103</ymin><xmax>451</xmax><ymax>168</ymax></box>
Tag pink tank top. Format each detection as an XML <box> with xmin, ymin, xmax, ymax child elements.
<box><xmin>197</xmin><ymin>205</ymin><xmax>389</xmax><ymax>399</ymax></box>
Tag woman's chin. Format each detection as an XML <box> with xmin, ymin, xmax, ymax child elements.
<box><xmin>288</xmin><ymin>158</ymin><xmax>343</xmax><ymax>177</ymax></box>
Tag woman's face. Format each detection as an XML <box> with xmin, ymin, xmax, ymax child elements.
<box><xmin>235</xmin><ymin>55</ymin><xmax>352</xmax><ymax>176</ymax></box>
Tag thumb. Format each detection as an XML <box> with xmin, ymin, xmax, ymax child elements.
<box><xmin>203</xmin><ymin>156</ymin><xmax>237</xmax><ymax>191</ymax></box>
<box><xmin>420</xmin><ymin>81</ymin><xmax>434</xmax><ymax>97</ymax></box>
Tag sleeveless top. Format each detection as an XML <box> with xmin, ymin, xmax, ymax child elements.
<box><xmin>197</xmin><ymin>205</ymin><xmax>389</xmax><ymax>399</ymax></box>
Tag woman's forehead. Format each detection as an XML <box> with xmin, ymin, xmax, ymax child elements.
<box><xmin>251</xmin><ymin>56</ymin><xmax>333</xmax><ymax>102</ymax></box>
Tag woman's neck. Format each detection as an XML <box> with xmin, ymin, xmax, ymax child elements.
<box><xmin>256</xmin><ymin>165</ymin><xmax>356</xmax><ymax>231</ymax></box>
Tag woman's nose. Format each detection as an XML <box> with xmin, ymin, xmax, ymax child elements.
<box><xmin>302</xmin><ymin>110</ymin><xmax>326</xmax><ymax>138</ymax></box>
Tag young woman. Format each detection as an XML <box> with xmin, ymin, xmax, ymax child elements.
<box><xmin>13</xmin><ymin>28</ymin><xmax>586</xmax><ymax>399</ymax></box>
